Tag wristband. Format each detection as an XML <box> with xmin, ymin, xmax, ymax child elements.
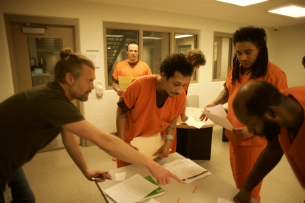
<box><xmin>165</xmin><ymin>134</ymin><xmax>173</xmax><ymax>140</ymax></box>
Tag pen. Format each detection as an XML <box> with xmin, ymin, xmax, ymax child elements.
<box><xmin>193</xmin><ymin>185</ymin><xmax>198</xmax><ymax>193</ymax></box>
<box><xmin>182</xmin><ymin>170</ymin><xmax>208</xmax><ymax>181</ymax></box>
<box><xmin>91</xmin><ymin>171</ymin><xmax>109</xmax><ymax>181</ymax></box>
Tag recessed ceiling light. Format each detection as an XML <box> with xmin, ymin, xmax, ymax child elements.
<box><xmin>268</xmin><ymin>5</ymin><xmax>305</xmax><ymax>18</ymax></box>
<box><xmin>215</xmin><ymin>0</ymin><xmax>268</xmax><ymax>7</ymax></box>
<box><xmin>106</xmin><ymin>35</ymin><xmax>124</xmax><ymax>37</ymax></box>
<box><xmin>175</xmin><ymin>34</ymin><xmax>193</xmax><ymax>39</ymax></box>
<box><xmin>143</xmin><ymin>37</ymin><xmax>162</xmax><ymax>40</ymax></box>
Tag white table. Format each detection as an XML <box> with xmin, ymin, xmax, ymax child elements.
<box><xmin>96</xmin><ymin>153</ymin><xmax>260</xmax><ymax>203</ymax></box>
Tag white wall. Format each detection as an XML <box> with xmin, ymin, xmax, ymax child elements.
<box><xmin>267</xmin><ymin>24</ymin><xmax>305</xmax><ymax>87</ymax></box>
<box><xmin>1</xmin><ymin>0</ymin><xmax>304</xmax><ymax>134</ymax></box>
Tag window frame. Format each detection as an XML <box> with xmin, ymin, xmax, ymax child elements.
<box><xmin>103</xmin><ymin>22</ymin><xmax>200</xmax><ymax>90</ymax></box>
<box><xmin>212</xmin><ymin>32</ymin><xmax>234</xmax><ymax>82</ymax></box>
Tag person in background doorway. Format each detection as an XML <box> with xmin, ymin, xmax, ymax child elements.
<box><xmin>116</xmin><ymin>53</ymin><xmax>193</xmax><ymax>168</ymax></box>
<box><xmin>0</xmin><ymin>48</ymin><xmax>180</xmax><ymax>203</ymax></box>
<box><xmin>112</xmin><ymin>41</ymin><xmax>152</xmax><ymax>96</ymax></box>
<box><xmin>232</xmin><ymin>81</ymin><xmax>305</xmax><ymax>203</ymax></box>
<box><xmin>199</xmin><ymin>26</ymin><xmax>288</xmax><ymax>201</ymax></box>
<box><xmin>180</xmin><ymin>49</ymin><xmax>206</xmax><ymax>122</ymax></box>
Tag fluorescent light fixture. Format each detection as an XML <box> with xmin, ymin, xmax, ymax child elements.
<box><xmin>106</xmin><ymin>35</ymin><xmax>124</xmax><ymax>37</ymax></box>
<box><xmin>175</xmin><ymin>34</ymin><xmax>193</xmax><ymax>39</ymax></box>
<box><xmin>268</xmin><ymin>5</ymin><xmax>305</xmax><ymax>18</ymax></box>
<box><xmin>22</xmin><ymin>27</ymin><xmax>45</xmax><ymax>34</ymax></box>
<box><xmin>143</xmin><ymin>37</ymin><xmax>161</xmax><ymax>40</ymax></box>
<box><xmin>216</xmin><ymin>0</ymin><xmax>268</xmax><ymax>7</ymax></box>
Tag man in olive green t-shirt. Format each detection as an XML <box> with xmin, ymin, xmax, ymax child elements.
<box><xmin>0</xmin><ymin>48</ymin><xmax>180</xmax><ymax>203</ymax></box>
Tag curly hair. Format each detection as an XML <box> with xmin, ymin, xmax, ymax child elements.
<box><xmin>53</xmin><ymin>48</ymin><xmax>95</xmax><ymax>83</ymax></box>
<box><xmin>159</xmin><ymin>53</ymin><xmax>193</xmax><ymax>79</ymax></box>
<box><xmin>231</xmin><ymin>26</ymin><xmax>269</xmax><ymax>84</ymax></box>
<box><xmin>185</xmin><ymin>49</ymin><xmax>206</xmax><ymax>67</ymax></box>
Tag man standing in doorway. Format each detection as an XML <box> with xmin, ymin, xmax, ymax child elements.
<box><xmin>200</xmin><ymin>26</ymin><xmax>288</xmax><ymax>201</ymax></box>
<box><xmin>112</xmin><ymin>41</ymin><xmax>152</xmax><ymax>96</ymax></box>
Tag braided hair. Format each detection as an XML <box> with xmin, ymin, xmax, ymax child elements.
<box><xmin>231</xmin><ymin>26</ymin><xmax>269</xmax><ymax>84</ymax></box>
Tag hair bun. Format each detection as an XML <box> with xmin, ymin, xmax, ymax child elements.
<box><xmin>60</xmin><ymin>48</ymin><xmax>73</xmax><ymax>58</ymax></box>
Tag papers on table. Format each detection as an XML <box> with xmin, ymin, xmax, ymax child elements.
<box><xmin>118</xmin><ymin>76</ymin><xmax>134</xmax><ymax>91</ymax></box>
<box><xmin>163</xmin><ymin>159</ymin><xmax>211</xmax><ymax>183</ymax></box>
<box><xmin>178</xmin><ymin>115</ymin><xmax>205</xmax><ymax>129</ymax></box>
<box><xmin>130</xmin><ymin>133</ymin><xmax>164</xmax><ymax>160</ymax></box>
<box><xmin>203</xmin><ymin>105</ymin><xmax>234</xmax><ymax>130</ymax></box>
<box><xmin>115</xmin><ymin>172</ymin><xmax>126</xmax><ymax>181</ymax></box>
<box><xmin>104</xmin><ymin>174</ymin><xmax>159</xmax><ymax>203</ymax></box>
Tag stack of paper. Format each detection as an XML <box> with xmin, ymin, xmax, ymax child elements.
<box><xmin>104</xmin><ymin>174</ymin><xmax>160</xmax><ymax>203</ymax></box>
<box><xmin>163</xmin><ymin>159</ymin><xmax>211</xmax><ymax>183</ymax></box>
<box><xmin>130</xmin><ymin>133</ymin><xmax>164</xmax><ymax>160</ymax></box>
<box><xmin>138</xmin><ymin>175</ymin><xmax>165</xmax><ymax>202</ymax></box>
<box><xmin>178</xmin><ymin>115</ymin><xmax>205</xmax><ymax>129</ymax></box>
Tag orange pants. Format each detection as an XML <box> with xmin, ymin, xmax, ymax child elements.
<box><xmin>229</xmin><ymin>142</ymin><xmax>266</xmax><ymax>202</ymax></box>
<box><xmin>117</xmin><ymin>131</ymin><xmax>177</xmax><ymax>168</ymax></box>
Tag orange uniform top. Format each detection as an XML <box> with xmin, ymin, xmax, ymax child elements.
<box><xmin>226</xmin><ymin>62</ymin><xmax>288</xmax><ymax>146</ymax></box>
<box><xmin>122</xmin><ymin>75</ymin><xmax>186</xmax><ymax>143</ymax></box>
<box><xmin>112</xmin><ymin>59</ymin><xmax>152</xmax><ymax>80</ymax></box>
<box><xmin>280</xmin><ymin>87</ymin><xmax>305</xmax><ymax>189</ymax></box>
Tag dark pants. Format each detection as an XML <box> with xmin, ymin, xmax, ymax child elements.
<box><xmin>1</xmin><ymin>168</ymin><xmax>35</xmax><ymax>203</ymax></box>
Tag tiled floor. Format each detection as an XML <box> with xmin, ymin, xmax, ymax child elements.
<box><xmin>23</xmin><ymin>126</ymin><xmax>305</xmax><ymax>202</ymax></box>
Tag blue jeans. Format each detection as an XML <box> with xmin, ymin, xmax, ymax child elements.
<box><xmin>1</xmin><ymin>168</ymin><xmax>35</xmax><ymax>203</ymax></box>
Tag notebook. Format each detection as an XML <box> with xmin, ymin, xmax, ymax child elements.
<box><xmin>138</xmin><ymin>175</ymin><xmax>165</xmax><ymax>202</ymax></box>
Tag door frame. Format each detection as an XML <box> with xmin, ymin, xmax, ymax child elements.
<box><xmin>4</xmin><ymin>13</ymin><xmax>80</xmax><ymax>93</ymax></box>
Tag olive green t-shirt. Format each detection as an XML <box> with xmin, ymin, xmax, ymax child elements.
<box><xmin>0</xmin><ymin>82</ymin><xmax>84</xmax><ymax>184</ymax></box>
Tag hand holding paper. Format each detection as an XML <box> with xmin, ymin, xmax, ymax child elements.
<box><xmin>202</xmin><ymin>105</ymin><xmax>234</xmax><ymax>130</ymax></box>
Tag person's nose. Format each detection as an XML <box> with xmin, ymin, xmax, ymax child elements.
<box><xmin>90</xmin><ymin>82</ymin><xmax>95</xmax><ymax>90</ymax></box>
<box><xmin>175</xmin><ymin>86</ymin><xmax>184</xmax><ymax>94</ymax></box>
<box><xmin>239</xmin><ymin>53</ymin><xmax>247</xmax><ymax>61</ymax></box>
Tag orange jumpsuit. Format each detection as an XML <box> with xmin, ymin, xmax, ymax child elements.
<box><xmin>279</xmin><ymin>87</ymin><xmax>305</xmax><ymax>189</ymax></box>
<box><xmin>225</xmin><ymin>62</ymin><xmax>287</xmax><ymax>201</ymax></box>
<box><xmin>117</xmin><ymin>75</ymin><xmax>186</xmax><ymax>168</ymax></box>
<box><xmin>112</xmin><ymin>59</ymin><xmax>152</xmax><ymax>80</ymax></box>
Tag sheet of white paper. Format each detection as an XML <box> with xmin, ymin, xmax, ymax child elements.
<box><xmin>184</xmin><ymin>116</ymin><xmax>205</xmax><ymax>129</ymax></box>
<box><xmin>217</xmin><ymin>198</ymin><xmax>234</xmax><ymax>203</ymax></box>
<box><xmin>203</xmin><ymin>105</ymin><xmax>233</xmax><ymax>130</ymax></box>
<box><xmin>105</xmin><ymin>174</ymin><xmax>158</xmax><ymax>203</ymax></box>
<box><xmin>130</xmin><ymin>133</ymin><xmax>164</xmax><ymax>160</ymax></box>
<box><xmin>163</xmin><ymin>159</ymin><xmax>211</xmax><ymax>183</ymax></box>
<box><xmin>147</xmin><ymin>198</ymin><xmax>161</xmax><ymax>203</ymax></box>
<box><xmin>115</xmin><ymin>172</ymin><xmax>126</xmax><ymax>181</ymax></box>
<box><xmin>207</xmin><ymin>105</ymin><xmax>228</xmax><ymax>117</ymax></box>
<box><xmin>202</xmin><ymin>111</ymin><xmax>233</xmax><ymax>130</ymax></box>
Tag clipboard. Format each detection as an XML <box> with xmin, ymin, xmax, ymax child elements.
<box><xmin>118</xmin><ymin>76</ymin><xmax>134</xmax><ymax>91</ymax></box>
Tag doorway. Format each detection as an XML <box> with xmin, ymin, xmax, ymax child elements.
<box><xmin>4</xmin><ymin>14</ymin><xmax>80</xmax><ymax>152</ymax></box>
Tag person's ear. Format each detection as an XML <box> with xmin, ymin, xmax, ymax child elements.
<box><xmin>65</xmin><ymin>73</ymin><xmax>74</xmax><ymax>85</ymax></box>
<box><xmin>265</xmin><ymin>106</ymin><xmax>278</xmax><ymax>120</ymax></box>
<box><xmin>160</xmin><ymin>72</ymin><xmax>166</xmax><ymax>80</ymax></box>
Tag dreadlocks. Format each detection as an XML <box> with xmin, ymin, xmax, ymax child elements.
<box><xmin>231</xmin><ymin>26</ymin><xmax>269</xmax><ymax>84</ymax></box>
